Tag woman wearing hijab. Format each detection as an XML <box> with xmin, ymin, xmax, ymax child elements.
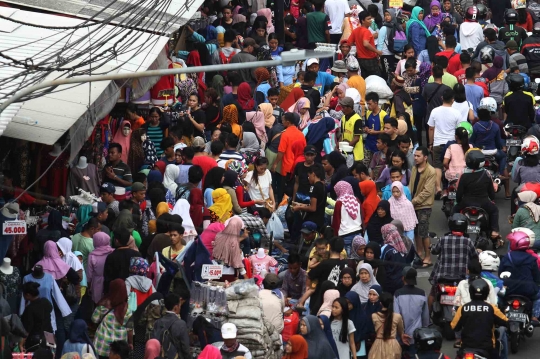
<box><xmin>344</xmin><ymin>291</ymin><xmax>363</xmax><ymax>351</ymax></box>
<box><xmin>332</xmin><ymin>181</ymin><xmax>362</xmax><ymax>255</ymax></box>
<box><xmin>240</xmin><ymin>132</ymin><xmax>263</xmax><ymax>161</ymax></box>
<box><xmin>200</xmin><ymin>222</ymin><xmax>226</xmax><ymax>258</ymax></box>
<box><xmin>61</xmin><ymin>319</ymin><xmax>96</xmax><ymax>357</ymax></box>
<box><xmin>87</xmin><ymin>232</ymin><xmax>114</xmax><ymax>304</ymax></box>
<box><xmin>281</xmin><ymin>87</ymin><xmax>305</xmax><ymax>111</ymax></box>
<box><xmin>288</xmin><ymin>98</ymin><xmax>311</xmax><ymax>130</ymax></box>
<box><xmin>410</xmin><ymin>62</ymin><xmax>431</xmax><ymax>145</ymax></box>
<box><xmin>257</xmin><ymin>8</ymin><xmax>275</xmax><ymax>33</ymax></box>
<box><xmin>212</xmin><ymin>216</ymin><xmax>245</xmax><ymax>279</ymax></box>
<box><xmin>366</xmin><ymin>200</ymin><xmax>393</xmax><ymax>244</ymax></box>
<box><xmin>144</xmin><ymin>339</ymin><xmax>161</xmax><ymax>359</ymax></box>
<box><xmin>187</xmin><ymin>50</ymin><xmax>208</xmax><ymax>99</ymax></box>
<box><xmin>363</xmin><ymin>242</ymin><xmax>386</xmax><ymax>285</ymax></box>
<box><xmin>378</xmin><ymin>9</ymin><xmax>400</xmax><ymax>79</ymax></box>
<box><xmin>306</xmin><ymin>117</ymin><xmax>336</xmax><ymax>161</ymax></box>
<box><xmin>198</xmin><ymin>345</ymin><xmax>222</xmax><ymax>359</ymax></box>
<box><xmin>91</xmin><ymin>279</ymin><xmax>133</xmax><ymax>358</ymax></box>
<box><xmin>222</xmin><ymin>104</ymin><xmax>242</xmax><ymax>137</ymax></box>
<box><xmin>255</xmin><ymin>67</ymin><xmax>272</xmax><ymax>103</ymax></box>
<box><xmin>406</xmin><ymin>7</ymin><xmax>431</xmax><ymax>58</ymax></box>
<box><xmin>317</xmin><ymin>289</ymin><xmax>340</xmax><ymax>318</ymax></box>
<box><xmin>359</xmin><ymin>180</ymin><xmax>379</xmax><ymax>225</ymax></box>
<box><xmin>328</xmin><ymin>151</ymin><xmax>348</xmax><ymax>200</ymax></box>
<box><xmin>351</xmin><ymin>263</ymin><xmax>380</xmax><ymax>303</ymax></box>
<box><xmin>423</xmin><ymin>0</ymin><xmax>444</xmax><ymax>31</ymax></box>
<box><xmin>208</xmin><ymin>188</ymin><xmax>233</xmax><ymax>223</ymax></box>
<box><xmin>387</xmin><ymin>181</ymin><xmax>418</xmax><ymax>240</ymax></box>
<box><xmin>36</xmin><ymin>209</ymin><xmax>70</xmax><ymax>256</ymax></box>
<box><xmin>513</xmin><ymin>190</ymin><xmax>540</xmax><ymax>240</ymax></box>
<box><xmin>284</xmin><ymin>335</ymin><xmax>309</xmax><ymax>359</ymax></box>
<box><xmin>112</xmin><ymin>121</ymin><xmax>132</xmax><ymax>163</ymax></box>
<box><xmin>57</xmin><ymin>238</ymin><xmax>84</xmax><ymax>275</ymax></box>
<box><xmin>204</xmin><ymin>167</ymin><xmax>226</xmax><ymax>207</ymax></box>
<box><xmin>482</xmin><ymin>56</ymin><xmax>506</xmax><ymax>105</ymax></box>
<box><xmin>300</xmin><ymin>315</ymin><xmax>338</xmax><ymax>359</ymax></box>
<box><xmin>154</xmin><ymin>161</ymin><xmax>166</xmax><ymax>176</ymax></box>
<box><xmin>211</xmin><ymin>75</ymin><xmax>225</xmax><ymax>101</ymax></box>
<box><xmin>357</xmin><ymin>285</ymin><xmax>382</xmax><ymax>354</ymax></box>
<box><xmin>337</xmin><ymin>267</ymin><xmax>357</xmax><ymax>296</ymax></box>
<box><xmin>222</xmin><ymin>170</ymin><xmax>258</xmax><ymax>215</ymax></box>
<box><xmin>381</xmin><ymin>223</ymin><xmax>408</xmax><ymax>294</ymax></box>
<box><xmin>126</xmin><ymin>257</ymin><xmax>155</xmax><ymax>309</ymax></box>
<box><xmin>163</xmin><ymin>164</ymin><xmax>180</xmax><ymax>195</ymax></box>
<box><xmin>350</xmin><ymin>235</ymin><xmax>367</xmax><ymax>262</ymax></box>
<box><xmin>238</xmin><ymin>82</ymin><xmax>255</xmax><ymax>111</ymax></box>
<box><xmin>258</xmin><ymin>103</ymin><xmax>275</xmax><ymax>129</ymax></box>
<box><xmin>172</xmin><ymin>198</ymin><xmax>198</xmax><ymax>242</ymax></box>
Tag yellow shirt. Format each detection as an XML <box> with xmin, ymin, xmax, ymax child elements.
<box><xmin>346</xmin><ymin>75</ymin><xmax>366</xmax><ymax>115</ymax></box>
<box><xmin>341</xmin><ymin>113</ymin><xmax>364</xmax><ymax>161</ymax></box>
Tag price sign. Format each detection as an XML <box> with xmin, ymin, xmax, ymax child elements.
<box><xmin>389</xmin><ymin>0</ymin><xmax>403</xmax><ymax>7</ymax></box>
<box><xmin>2</xmin><ymin>220</ymin><xmax>27</xmax><ymax>235</ymax></box>
<box><xmin>202</xmin><ymin>264</ymin><xmax>223</xmax><ymax>280</ymax></box>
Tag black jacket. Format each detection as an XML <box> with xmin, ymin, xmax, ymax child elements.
<box><xmin>451</xmin><ymin>300</ymin><xmax>507</xmax><ymax>352</ymax></box>
<box><xmin>522</xmin><ymin>34</ymin><xmax>540</xmax><ymax>74</ymax></box>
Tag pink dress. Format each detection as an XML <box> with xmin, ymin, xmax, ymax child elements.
<box><xmin>444</xmin><ymin>144</ymin><xmax>472</xmax><ymax>181</ymax></box>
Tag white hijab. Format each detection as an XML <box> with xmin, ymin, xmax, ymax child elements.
<box><xmin>172</xmin><ymin>198</ymin><xmax>197</xmax><ymax>235</ymax></box>
<box><xmin>163</xmin><ymin>164</ymin><xmax>180</xmax><ymax>194</ymax></box>
<box><xmin>56</xmin><ymin>237</ymin><xmax>83</xmax><ymax>272</ymax></box>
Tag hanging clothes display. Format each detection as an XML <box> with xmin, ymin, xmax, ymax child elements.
<box><xmin>66</xmin><ymin>161</ymin><xmax>101</xmax><ymax>197</ymax></box>
<box><xmin>39</xmin><ymin>146</ymin><xmax>69</xmax><ymax>198</ymax></box>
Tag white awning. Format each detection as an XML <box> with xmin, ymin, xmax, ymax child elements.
<box><xmin>0</xmin><ymin>7</ymin><xmax>170</xmax><ymax>145</ymax></box>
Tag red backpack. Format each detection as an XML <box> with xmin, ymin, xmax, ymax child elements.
<box><xmin>219</xmin><ymin>50</ymin><xmax>236</xmax><ymax>82</ymax></box>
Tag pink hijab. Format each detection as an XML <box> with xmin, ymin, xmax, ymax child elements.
<box><xmin>112</xmin><ymin>120</ymin><xmax>132</xmax><ymax>163</ymax></box>
<box><xmin>144</xmin><ymin>339</ymin><xmax>161</xmax><ymax>359</ymax></box>
<box><xmin>288</xmin><ymin>98</ymin><xmax>311</xmax><ymax>130</ymax></box>
<box><xmin>198</xmin><ymin>345</ymin><xmax>222</xmax><ymax>359</ymax></box>
<box><xmin>257</xmin><ymin>9</ymin><xmax>275</xmax><ymax>33</ymax></box>
<box><xmin>92</xmin><ymin>232</ymin><xmax>114</xmax><ymax>256</ymax></box>
<box><xmin>200</xmin><ymin>222</ymin><xmax>225</xmax><ymax>258</ymax></box>
<box><xmin>36</xmin><ymin>241</ymin><xmax>71</xmax><ymax>279</ymax></box>
<box><xmin>246</xmin><ymin>111</ymin><xmax>268</xmax><ymax>144</ymax></box>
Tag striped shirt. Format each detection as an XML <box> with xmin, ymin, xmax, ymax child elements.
<box><xmin>146</xmin><ymin>125</ymin><xmax>164</xmax><ymax>156</ymax></box>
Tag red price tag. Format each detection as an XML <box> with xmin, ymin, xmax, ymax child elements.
<box><xmin>2</xmin><ymin>220</ymin><xmax>27</xmax><ymax>236</ymax></box>
<box><xmin>202</xmin><ymin>264</ymin><xmax>223</xmax><ymax>279</ymax></box>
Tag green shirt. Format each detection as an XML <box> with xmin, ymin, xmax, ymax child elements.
<box><xmin>307</xmin><ymin>12</ymin><xmax>330</xmax><ymax>44</ymax></box>
<box><xmin>428</xmin><ymin>72</ymin><xmax>458</xmax><ymax>89</ymax></box>
<box><xmin>71</xmin><ymin>233</ymin><xmax>94</xmax><ymax>269</ymax></box>
<box><xmin>512</xmin><ymin>207</ymin><xmax>540</xmax><ymax>241</ymax></box>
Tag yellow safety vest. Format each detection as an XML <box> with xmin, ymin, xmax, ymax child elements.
<box><xmin>341</xmin><ymin>113</ymin><xmax>364</xmax><ymax>161</ymax></box>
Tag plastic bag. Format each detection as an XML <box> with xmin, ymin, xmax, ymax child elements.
<box><xmin>128</xmin><ymin>291</ymin><xmax>138</xmax><ymax>312</ymax></box>
<box><xmin>267</xmin><ymin>212</ymin><xmax>284</xmax><ymax>240</ymax></box>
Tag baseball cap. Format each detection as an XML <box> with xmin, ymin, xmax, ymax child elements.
<box><xmin>221</xmin><ymin>323</ymin><xmax>237</xmax><ymax>339</ymax></box>
<box><xmin>301</xmin><ymin>221</ymin><xmax>317</xmax><ymax>234</ymax></box>
<box><xmin>402</xmin><ymin>266</ymin><xmax>418</xmax><ymax>285</ymax></box>
<box><xmin>304</xmin><ymin>145</ymin><xmax>317</xmax><ymax>155</ymax></box>
<box><xmin>92</xmin><ymin>202</ymin><xmax>108</xmax><ymax>214</ymax></box>
<box><xmin>263</xmin><ymin>273</ymin><xmax>280</xmax><ymax>287</ymax></box>
<box><xmin>505</xmin><ymin>40</ymin><xmax>518</xmax><ymax>49</ymax></box>
<box><xmin>306</xmin><ymin>58</ymin><xmax>319</xmax><ymax>67</ymax></box>
<box><xmin>131</xmin><ymin>182</ymin><xmax>146</xmax><ymax>192</ymax></box>
<box><xmin>100</xmin><ymin>182</ymin><xmax>116</xmax><ymax>194</ymax></box>
<box><xmin>339</xmin><ymin>97</ymin><xmax>354</xmax><ymax>108</ymax></box>
<box><xmin>243</xmin><ymin>37</ymin><xmax>259</xmax><ymax>49</ymax></box>
<box><xmin>192</xmin><ymin>136</ymin><xmax>206</xmax><ymax>148</ymax></box>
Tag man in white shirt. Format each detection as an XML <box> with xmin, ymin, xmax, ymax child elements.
<box><xmin>427</xmin><ymin>88</ymin><xmax>463</xmax><ymax>196</ymax></box>
<box><xmin>325</xmin><ymin>0</ymin><xmax>351</xmax><ymax>44</ymax></box>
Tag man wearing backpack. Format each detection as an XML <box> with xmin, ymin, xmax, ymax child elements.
<box><xmin>152</xmin><ymin>293</ymin><xmax>190</xmax><ymax>359</ymax></box>
<box><xmin>473</xmin><ymin>28</ymin><xmax>510</xmax><ymax>70</ymax></box>
<box><xmin>211</xmin><ymin>29</ymin><xmax>240</xmax><ymax>66</ymax></box>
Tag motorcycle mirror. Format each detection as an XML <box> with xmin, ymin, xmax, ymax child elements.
<box><xmin>500</xmin><ymin>271</ymin><xmax>512</xmax><ymax>279</ymax></box>
<box><xmin>535</xmin><ymin>78</ymin><xmax>540</xmax><ymax>84</ymax></box>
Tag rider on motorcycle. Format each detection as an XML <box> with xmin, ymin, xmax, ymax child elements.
<box><xmin>498</xmin><ymin>9</ymin><xmax>528</xmax><ymax>48</ymax></box>
<box><xmin>451</xmin><ymin>279</ymin><xmax>508</xmax><ymax>359</ymax></box>
<box><xmin>413</xmin><ymin>327</ymin><xmax>451</xmax><ymax>359</ymax></box>
<box><xmin>443</xmin><ymin>127</ymin><xmax>472</xmax><ymax>181</ymax></box>
<box><xmin>503</xmin><ymin>72</ymin><xmax>536</xmax><ymax>129</ymax></box>
<box><xmin>479</xmin><ymin>250</ymin><xmax>505</xmax><ymax>297</ymax></box>
<box><xmin>470</xmin><ymin>97</ymin><xmax>511</xmax><ymax>198</ymax></box>
<box><xmin>453</xmin><ymin>149</ymin><xmax>501</xmax><ymax>243</ymax></box>
<box><xmin>428</xmin><ymin>213</ymin><xmax>477</xmax><ymax>312</ymax></box>
<box><xmin>521</xmin><ymin>22</ymin><xmax>540</xmax><ymax>78</ymax></box>
<box><xmin>500</xmin><ymin>229</ymin><xmax>540</xmax><ymax>324</ymax></box>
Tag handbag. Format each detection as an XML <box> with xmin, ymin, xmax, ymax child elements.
<box><xmin>257</xmin><ymin>183</ymin><xmax>274</xmax><ymax>212</ymax></box>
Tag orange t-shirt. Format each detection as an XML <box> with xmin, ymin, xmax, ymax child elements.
<box><xmin>347</xmin><ymin>27</ymin><xmax>377</xmax><ymax>59</ymax></box>
<box><xmin>131</xmin><ymin>116</ymin><xmax>145</xmax><ymax>131</ymax></box>
<box><xmin>346</xmin><ymin>75</ymin><xmax>366</xmax><ymax>115</ymax></box>
<box><xmin>278</xmin><ymin>126</ymin><xmax>307</xmax><ymax>176</ymax></box>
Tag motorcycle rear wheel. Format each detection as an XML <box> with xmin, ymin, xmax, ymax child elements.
<box><xmin>510</xmin><ymin>331</ymin><xmax>520</xmax><ymax>354</ymax></box>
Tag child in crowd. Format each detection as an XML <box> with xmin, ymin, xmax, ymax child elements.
<box><xmin>330</xmin><ymin>297</ymin><xmax>357</xmax><ymax>359</ymax></box>
<box><xmin>369</xmin><ymin>134</ymin><xmax>391</xmax><ymax>181</ymax></box>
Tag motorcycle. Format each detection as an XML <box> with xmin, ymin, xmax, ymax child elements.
<box><xmin>461</xmin><ymin>206</ymin><xmax>491</xmax><ymax>250</ymax></box>
<box><xmin>504</xmin><ymin>124</ymin><xmax>527</xmax><ymax>168</ymax></box>
<box><xmin>431</xmin><ymin>276</ymin><xmax>460</xmax><ymax>340</ymax></box>
<box><xmin>441</xmin><ymin>178</ymin><xmax>458</xmax><ymax>218</ymax></box>
<box><xmin>456</xmin><ymin>348</ymin><xmax>491</xmax><ymax>359</ymax></box>
<box><xmin>504</xmin><ymin>294</ymin><xmax>534</xmax><ymax>354</ymax></box>
<box><xmin>483</xmin><ymin>155</ymin><xmax>502</xmax><ymax>193</ymax></box>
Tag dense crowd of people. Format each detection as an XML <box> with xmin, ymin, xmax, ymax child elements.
<box><xmin>7</xmin><ymin>0</ymin><xmax>540</xmax><ymax>358</ymax></box>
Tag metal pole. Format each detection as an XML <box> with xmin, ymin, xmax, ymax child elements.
<box><xmin>0</xmin><ymin>49</ymin><xmax>335</xmax><ymax>114</ymax></box>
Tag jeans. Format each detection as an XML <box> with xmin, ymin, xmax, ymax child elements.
<box><xmin>533</xmin><ymin>291</ymin><xmax>540</xmax><ymax>318</ymax></box>
<box><xmin>494</xmin><ymin>149</ymin><xmax>507</xmax><ymax>175</ymax></box>
<box><xmin>404</xmin><ymin>230</ymin><xmax>415</xmax><ymax>240</ymax></box>
<box><xmin>341</xmin><ymin>233</ymin><xmax>356</xmax><ymax>256</ymax></box>
<box><xmin>497</xmin><ymin>326</ymin><xmax>508</xmax><ymax>359</ymax></box>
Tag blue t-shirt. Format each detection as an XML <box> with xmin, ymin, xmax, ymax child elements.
<box><xmin>365</xmin><ymin>111</ymin><xmax>388</xmax><ymax>153</ymax></box>
<box><xmin>465</xmin><ymin>84</ymin><xmax>484</xmax><ymax>116</ymax></box>
<box><xmin>315</xmin><ymin>71</ymin><xmax>336</xmax><ymax>96</ymax></box>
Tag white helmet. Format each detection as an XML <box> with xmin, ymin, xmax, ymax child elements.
<box><xmin>511</xmin><ymin>227</ymin><xmax>536</xmax><ymax>248</ymax></box>
<box><xmin>479</xmin><ymin>250</ymin><xmax>500</xmax><ymax>271</ymax></box>
<box><xmin>478</xmin><ymin>97</ymin><xmax>497</xmax><ymax>113</ymax></box>
<box><xmin>521</xmin><ymin>136</ymin><xmax>540</xmax><ymax>156</ymax></box>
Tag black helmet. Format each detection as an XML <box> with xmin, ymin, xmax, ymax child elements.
<box><xmin>448</xmin><ymin>213</ymin><xmax>468</xmax><ymax>233</ymax></box>
<box><xmin>477</xmin><ymin>4</ymin><xmax>488</xmax><ymax>20</ymax></box>
<box><xmin>469</xmin><ymin>278</ymin><xmax>490</xmax><ymax>300</ymax></box>
<box><xmin>507</xmin><ymin>73</ymin><xmax>525</xmax><ymax>91</ymax></box>
<box><xmin>465</xmin><ymin>149</ymin><xmax>485</xmax><ymax>170</ymax></box>
<box><xmin>505</xmin><ymin>9</ymin><xmax>518</xmax><ymax>24</ymax></box>
<box><xmin>413</xmin><ymin>327</ymin><xmax>443</xmax><ymax>351</ymax></box>
<box><xmin>479</xmin><ymin>46</ymin><xmax>495</xmax><ymax>64</ymax></box>
<box><xmin>534</xmin><ymin>22</ymin><xmax>540</xmax><ymax>34</ymax></box>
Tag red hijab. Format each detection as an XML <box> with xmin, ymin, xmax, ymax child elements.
<box><xmin>187</xmin><ymin>50</ymin><xmax>207</xmax><ymax>99</ymax></box>
<box><xmin>359</xmin><ymin>180</ymin><xmax>380</xmax><ymax>224</ymax></box>
<box><xmin>98</xmin><ymin>278</ymin><xmax>128</xmax><ymax>325</ymax></box>
<box><xmin>280</xmin><ymin>87</ymin><xmax>304</xmax><ymax>111</ymax></box>
<box><xmin>237</xmin><ymin>82</ymin><xmax>255</xmax><ymax>111</ymax></box>
<box><xmin>154</xmin><ymin>161</ymin><xmax>166</xmax><ymax>175</ymax></box>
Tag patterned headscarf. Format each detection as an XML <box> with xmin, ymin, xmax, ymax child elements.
<box><xmin>351</xmin><ymin>235</ymin><xmax>367</xmax><ymax>260</ymax></box>
<box><xmin>255</xmin><ymin>67</ymin><xmax>270</xmax><ymax>85</ymax></box>
<box><xmin>129</xmin><ymin>257</ymin><xmax>149</xmax><ymax>276</ymax></box>
<box><xmin>223</xmin><ymin>104</ymin><xmax>239</xmax><ymax>125</ymax></box>
<box><xmin>418</xmin><ymin>62</ymin><xmax>432</xmax><ymax>91</ymax></box>
<box><xmin>227</xmin><ymin>160</ymin><xmax>248</xmax><ymax>178</ymax></box>
<box><xmin>334</xmin><ymin>181</ymin><xmax>359</xmax><ymax>220</ymax></box>
<box><xmin>381</xmin><ymin>223</ymin><xmax>408</xmax><ymax>254</ymax></box>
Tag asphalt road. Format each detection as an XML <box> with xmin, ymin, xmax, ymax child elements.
<box><xmin>415</xmin><ymin>188</ymin><xmax>540</xmax><ymax>358</ymax></box>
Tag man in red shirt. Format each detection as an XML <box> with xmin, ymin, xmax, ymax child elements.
<box><xmin>0</xmin><ymin>170</ymin><xmax>59</xmax><ymax>207</ymax></box>
<box><xmin>347</xmin><ymin>10</ymin><xmax>382</xmax><ymax>77</ymax></box>
<box><xmin>453</xmin><ymin>52</ymin><xmax>471</xmax><ymax>85</ymax></box>
<box><xmin>435</xmin><ymin>35</ymin><xmax>461</xmax><ymax>75</ymax></box>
